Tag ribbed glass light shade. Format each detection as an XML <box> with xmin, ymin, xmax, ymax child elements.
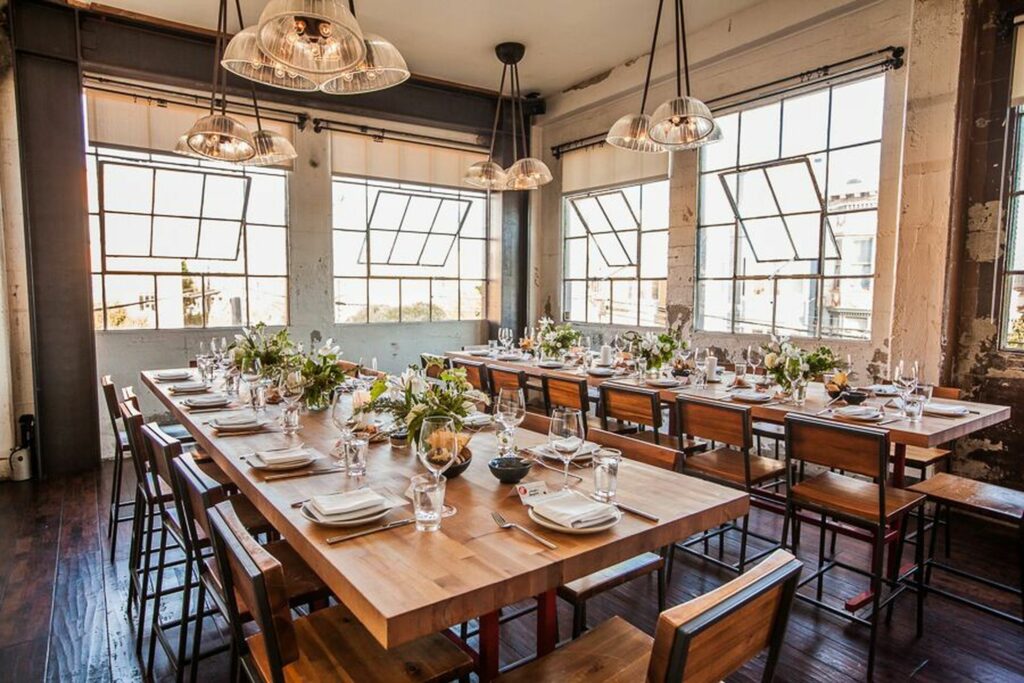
<box><xmin>606</xmin><ymin>113</ymin><xmax>664</xmax><ymax>153</ymax></box>
<box><xmin>649</xmin><ymin>96</ymin><xmax>715</xmax><ymax>147</ymax></box>
<box><xmin>464</xmin><ymin>161</ymin><xmax>508</xmax><ymax>190</ymax></box>
<box><xmin>505</xmin><ymin>157</ymin><xmax>553</xmax><ymax>190</ymax></box>
<box><xmin>673</xmin><ymin>121</ymin><xmax>725</xmax><ymax>151</ymax></box>
<box><xmin>320</xmin><ymin>34</ymin><xmax>410</xmax><ymax>95</ymax></box>
<box><xmin>185</xmin><ymin>114</ymin><xmax>256</xmax><ymax>162</ymax></box>
<box><xmin>173</xmin><ymin>134</ymin><xmax>207</xmax><ymax>159</ymax></box>
<box><xmin>256</xmin><ymin>0</ymin><xmax>365</xmax><ymax>75</ymax></box>
<box><xmin>242</xmin><ymin>130</ymin><xmax>299</xmax><ymax>166</ymax></box>
<box><xmin>222</xmin><ymin>27</ymin><xmax>322</xmax><ymax>92</ymax></box>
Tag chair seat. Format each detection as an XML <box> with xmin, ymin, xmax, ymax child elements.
<box><xmin>893</xmin><ymin>444</ymin><xmax>951</xmax><ymax>468</ymax></box>
<box><xmin>246</xmin><ymin>603</ymin><xmax>474</xmax><ymax>683</ymax></box>
<box><xmin>752</xmin><ymin>421</ymin><xmax>784</xmax><ymax>439</ymax></box>
<box><xmin>558</xmin><ymin>552</ymin><xmax>664</xmax><ymax>604</ymax></box>
<box><xmin>161</xmin><ymin>422</ymin><xmax>195</xmax><ymax>443</ymax></box>
<box><xmin>792</xmin><ymin>471</ymin><xmax>925</xmax><ymax>524</ymax></box>
<box><xmin>496</xmin><ymin>616</ymin><xmax>651</xmax><ymax>682</ymax></box>
<box><xmin>908</xmin><ymin>472</ymin><xmax>1024</xmax><ymax>524</ymax></box>
<box><xmin>683</xmin><ymin>446</ymin><xmax>786</xmax><ymax>487</ymax></box>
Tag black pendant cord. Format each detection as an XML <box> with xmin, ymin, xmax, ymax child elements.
<box><xmin>639</xmin><ymin>0</ymin><xmax>665</xmax><ymax>114</ymax></box>
<box><xmin>679</xmin><ymin>0</ymin><xmax>692</xmax><ymax>97</ymax></box>
<box><xmin>486</xmin><ymin>65</ymin><xmax>507</xmax><ymax>162</ymax></box>
<box><xmin>513</xmin><ymin>64</ymin><xmax>528</xmax><ymax>160</ymax></box>
<box><xmin>233</xmin><ymin>0</ymin><xmax>264</xmax><ymax>131</ymax></box>
<box><xmin>509</xmin><ymin>65</ymin><xmax>519</xmax><ymax>163</ymax></box>
<box><xmin>673</xmin><ymin>0</ymin><xmax>682</xmax><ymax>98</ymax></box>
<box><xmin>218</xmin><ymin>0</ymin><xmax>231</xmax><ymax>115</ymax></box>
<box><xmin>208</xmin><ymin>0</ymin><xmax>226</xmax><ymax>115</ymax></box>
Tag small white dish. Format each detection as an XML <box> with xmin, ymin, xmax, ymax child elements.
<box><xmin>834</xmin><ymin>406</ymin><xmax>884</xmax><ymax>422</ymax></box>
<box><xmin>497</xmin><ymin>353</ymin><xmax>523</xmax><ymax>361</ymax></box>
<box><xmin>527</xmin><ymin>506</ymin><xmax>622</xmax><ymax>534</ymax></box>
<box><xmin>587</xmin><ymin>367</ymin><xmax>616</xmax><ymax>377</ymax></box>
<box><xmin>731</xmin><ymin>390</ymin><xmax>774</xmax><ymax>403</ymax></box>
<box><xmin>300</xmin><ymin>502</ymin><xmax>390</xmax><ymax>528</ymax></box>
<box><xmin>537</xmin><ymin>361</ymin><xmax>564</xmax><ymax>369</ymax></box>
<box><xmin>646</xmin><ymin>378</ymin><xmax>680</xmax><ymax>388</ymax></box>
<box><xmin>468</xmin><ymin>349</ymin><xmax>490</xmax><ymax>357</ymax></box>
<box><xmin>169</xmin><ymin>381</ymin><xmax>211</xmax><ymax>394</ymax></box>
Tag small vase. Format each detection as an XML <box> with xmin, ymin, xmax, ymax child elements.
<box><xmin>793</xmin><ymin>380</ymin><xmax>808</xmax><ymax>406</ymax></box>
<box><xmin>304</xmin><ymin>392</ymin><xmax>330</xmax><ymax>412</ymax></box>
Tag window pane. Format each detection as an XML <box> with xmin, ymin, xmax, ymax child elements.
<box><xmin>459</xmin><ymin>239</ymin><xmax>486</xmax><ymax>278</ymax></box>
<box><xmin>334</xmin><ymin>230</ymin><xmax>366</xmax><ymax>275</ymax></box>
<box><xmin>401</xmin><ymin>280</ymin><xmax>430</xmax><ymax>321</ymax></box>
<box><xmin>734</xmin><ymin>279</ymin><xmax>773</xmax><ymax>334</ymax></box>
<box><xmin>103</xmin><ymin>165</ymin><xmax>153</xmax><ymax>213</ymax></box>
<box><xmin>369</xmin><ymin>193</ymin><xmax>407</xmax><ymax>229</ymax></box>
<box><xmin>640</xmin><ymin>232</ymin><xmax>668</xmax><ymax>278</ymax></box>
<box><xmin>828</xmin><ymin>211</ymin><xmax>877</xmax><ymax>275</ymax></box>
<box><xmin>89</xmin><ymin>216</ymin><xmax>102</xmax><ymax>272</ymax></box>
<box><xmin>334</xmin><ymin>181</ymin><xmax>367</xmax><ymax>229</ymax></box>
<box><xmin>573</xmin><ymin>196</ymin><xmax>612</xmax><ymax>233</ymax></box>
<box><xmin>564</xmin><ymin>237</ymin><xmax>586</xmax><ymax>279</ymax></box>
<box><xmin>404</xmin><ymin>196</ymin><xmax>442</xmax><ymax>232</ymax></box>
<box><xmin>246</xmin><ymin>173</ymin><xmax>287</xmax><ymax>225</ymax></box>
<box><xmin>732</xmin><ymin>169</ymin><xmax>775</xmax><ymax>218</ymax></box>
<box><xmin>334</xmin><ymin>278</ymin><xmax>367</xmax><ymax>323</ymax></box>
<box><xmin>152</xmin><ymin>217</ymin><xmax>199</xmax><ymax>258</ymax></box>
<box><xmin>460</xmin><ymin>280</ymin><xmax>485</xmax><ymax>319</ymax></box>
<box><xmin>1007</xmin><ymin>196</ymin><xmax>1024</xmax><ymax>270</ymax></box>
<box><xmin>739</xmin><ymin>102</ymin><xmax>780</xmax><ymax>165</ymax></box>
<box><xmin>247</xmin><ymin>225</ymin><xmax>287</xmax><ymax>275</ymax></box>
<box><xmin>597</xmin><ymin>192</ymin><xmax>637</xmax><ymax>230</ymax></box>
<box><xmin>202</xmin><ymin>174</ymin><xmax>246</xmax><ymax>219</ymax></box>
<box><xmin>87</xmin><ymin>156</ymin><xmax>99</xmax><ymax>214</ymax></box>
<box><xmin>156</xmin><ymin>275</ymin><xmax>203</xmax><ymax>329</ymax></box>
<box><xmin>766</xmin><ymin>161</ymin><xmax>822</xmax><ymax>214</ymax></box>
<box><xmin>431</xmin><ymin>280</ymin><xmax>459</xmax><ymax>320</ymax></box>
<box><xmin>830</xmin><ymin>76</ymin><xmax>884</xmax><ymax>147</ymax></box>
<box><xmin>821</xmin><ymin>277</ymin><xmax>873</xmax><ymax>339</ymax></box>
<box><xmin>197</xmin><ymin>220</ymin><xmax>242</xmax><ymax>260</ymax></box>
<box><xmin>593</xmin><ymin>232</ymin><xmax>633</xmax><ymax>268</ymax></box>
<box><xmin>564</xmin><ymin>280</ymin><xmax>586</xmax><ymax>322</ymax></box>
<box><xmin>827</xmin><ymin>143</ymin><xmax>880</xmax><ymax>211</ymax></box>
<box><xmin>701</xmin><ymin>112</ymin><xmax>738</xmax><ymax>172</ymax></box>
<box><xmin>638</xmin><ymin>280</ymin><xmax>667</xmax><ymax>327</ymax></box>
<box><xmin>91</xmin><ymin>274</ymin><xmax>104</xmax><ymax>330</ymax></box>
<box><xmin>700</xmin><ymin>173</ymin><xmax>735</xmax><ymax>225</ymax></box>
<box><xmin>433</xmin><ymin>200</ymin><xmax>463</xmax><ymax>234</ymax></box>
<box><xmin>696</xmin><ymin>280</ymin><xmax>732</xmax><ymax>332</ymax></box>
<box><xmin>369</xmin><ymin>279</ymin><xmax>401</xmax><ymax>322</ymax></box>
<box><xmin>774</xmin><ymin>278</ymin><xmax>819</xmax><ymax>336</ymax></box>
<box><xmin>698</xmin><ymin>225</ymin><xmax>734</xmax><ymax>278</ymax></box>
<box><xmin>248</xmin><ymin>277</ymin><xmax>287</xmax><ymax>326</ymax></box>
<box><xmin>205</xmin><ymin>276</ymin><xmax>247</xmax><ymax>327</ymax></box>
<box><xmin>787</xmin><ymin>213</ymin><xmax>823</xmax><ymax>261</ymax></box>
<box><xmin>641</xmin><ymin>181</ymin><xmax>669</xmax><ymax>230</ymax></box>
<box><xmin>154</xmin><ymin>170</ymin><xmax>203</xmax><ymax>216</ymax></box>
<box><xmin>105</xmin><ymin>214</ymin><xmax>151</xmax><ymax>256</ymax></box>
<box><xmin>104</xmin><ymin>274</ymin><xmax>155</xmax><ymax>329</ymax></box>
<box><xmin>566</xmin><ymin>202</ymin><xmax>586</xmax><ymax>237</ymax></box>
<box><xmin>421</xmin><ymin>234</ymin><xmax>456</xmax><ymax>267</ymax></box>
<box><xmin>741</xmin><ymin>217</ymin><xmax>797</xmax><ymax>262</ymax></box>
<box><xmin>461</xmin><ymin>196</ymin><xmax>487</xmax><ymax>237</ymax></box>
<box><xmin>368</xmin><ymin>230</ymin><xmax>396</xmax><ymax>264</ymax></box>
<box><xmin>611</xmin><ymin>280</ymin><xmax>638</xmax><ymax>325</ymax></box>
<box><xmin>587</xmin><ymin>280</ymin><xmax>611</xmax><ymax>323</ymax></box>
<box><xmin>390</xmin><ymin>232</ymin><xmax>428</xmax><ymax>264</ymax></box>
<box><xmin>781</xmin><ymin>90</ymin><xmax>829</xmax><ymax>157</ymax></box>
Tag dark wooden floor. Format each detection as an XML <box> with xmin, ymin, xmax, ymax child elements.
<box><xmin>0</xmin><ymin>462</ymin><xmax>1021</xmax><ymax>683</ymax></box>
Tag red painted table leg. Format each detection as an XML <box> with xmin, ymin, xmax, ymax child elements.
<box><xmin>536</xmin><ymin>589</ymin><xmax>558</xmax><ymax>656</ymax></box>
<box><xmin>478</xmin><ymin>610</ymin><xmax>500</xmax><ymax>682</ymax></box>
<box><xmin>888</xmin><ymin>443</ymin><xmax>907</xmax><ymax>580</ymax></box>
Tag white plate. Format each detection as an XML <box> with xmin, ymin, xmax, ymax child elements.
<box><xmin>156</xmin><ymin>370</ymin><xmax>192</xmax><ymax>381</ymax></box>
<box><xmin>211</xmin><ymin>418</ymin><xmax>268</xmax><ymax>433</ymax></box>
<box><xmin>646</xmin><ymin>378</ymin><xmax>680</xmax><ymax>388</ymax></box>
<box><xmin>587</xmin><ymin>367</ymin><xmax>616</xmax><ymax>377</ymax></box>
<box><xmin>527</xmin><ymin>506</ymin><xmax>622</xmax><ymax>534</ymax></box>
<box><xmin>468</xmin><ymin>349</ymin><xmax>491</xmax><ymax>356</ymax></box>
<box><xmin>834</xmin><ymin>406</ymin><xmax>884</xmax><ymax>422</ymax></box>
<box><xmin>300</xmin><ymin>502</ymin><xmax>390</xmax><ymax>528</ymax></box>
<box><xmin>247</xmin><ymin>453</ymin><xmax>317</xmax><ymax>471</ymax></box>
<box><xmin>730</xmin><ymin>391</ymin><xmax>773</xmax><ymax>403</ymax></box>
<box><xmin>497</xmin><ymin>353</ymin><xmax>523</xmax><ymax>361</ymax></box>
<box><xmin>537</xmin><ymin>361</ymin><xmax>564</xmax><ymax>369</ymax></box>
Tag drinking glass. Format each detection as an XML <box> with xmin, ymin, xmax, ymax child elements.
<box><xmin>548</xmin><ymin>408</ymin><xmax>584</xmax><ymax>490</ymax></box>
<box><xmin>734</xmin><ymin>362</ymin><xmax>748</xmax><ymax>385</ymax></box>
<box><xmin>346</xmin><ymin>436</ymin><xmax>368</xmax><ymax>476</ymax></box>
<box><xmin>896</xmin><ymin>359</ymin><xmax>919</xmax><ymax>415</ymax></box>
<box><xmin>418</xmin><ymin>416</ymin><xmax>458</xmax><ymax>516</ymax></box>
<box><xmin>593</xmin><ymin>447</ymin><xmax>622</xmax><ymax>502</ymax></box>
<box><xmin>278</xmin><ymin>370</ymin><xmax>306</xmax><ymax>435</ymax></box>
<box><xmin>746</xmin><ymin>345</ymin><xmax>762</xmax><ymax>380</ymax></box>
<box><xmin>636</xmin><ymin>358</ymin><xmax>648</xmax><ymax>383</ymax></box>
<box><xmin>411</xmin><ymin>473</ymin><xmax>445</xmax><ymax>532</ymax></box>
<box><xmin>692</xmin><ymin>347</ymin><xmax>707</xmax><ymax>388</ymax></box>
<box><xmin>488</xmin><ymin>339</ymin><xmax>499</xmax><ymax>355</ymax></box>
<box><xmin>330</xmin><ymin>388</ymin><xmax>354</xmax><ymax>465</ymax></box>
<box><xmin>904</xmin><ymin>395</ymin><xmax>925</xmax><ymax>423</ymax></box>
<box><xmin>495</xmin><ymin>388</ymin><xmax>526</xmax><ymax>456</ymax></box>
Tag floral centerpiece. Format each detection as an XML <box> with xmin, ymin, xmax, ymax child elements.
<box><xmin>536</xmin><ymin>317</ymin><xmax>581</xmax><ymax>358</ymax></box>
<box><xmin>230</xmin><ymin>322</ymin><xmax>295</xmax><ymax>373</ymax></box>
<box><xmin>761</xmin><ymin>336</ymin><xmax>838</xmax><ymax>393</ymax></box>
<box><xmin>297</xmin><ymin>339</ymin><xmax>347</xmax><ymax>411</ymax></box>
<box><xmin>622</xmin><ymin>318</ymin><xmax>687</xmax><ymax>371</ymax></box>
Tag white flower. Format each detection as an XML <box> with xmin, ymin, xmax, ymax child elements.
<box><xmin>764</xmin><ymin>352</ymin><xmax>779</xmax><ymax>369</ymax></box>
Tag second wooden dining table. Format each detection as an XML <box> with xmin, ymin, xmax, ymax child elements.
<box><xmin>142</xmin><ymin>371</ymin><xmax>749</xmax><ymax>681</ymax></box>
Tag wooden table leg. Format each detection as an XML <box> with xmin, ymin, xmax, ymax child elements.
<box><xmin>887</xmin><ymin>443</ymin><xmax>908</xmax><ymax>580</ymax></box>
<box><xmin>478</xmin><ymin>610</ymin><xmax>500</xmax><ymax>682</ymax></box>
<box><xmin>536</xmin><ymin>589</ymin><xmax>558</xmax><ymax>657</ymax></box>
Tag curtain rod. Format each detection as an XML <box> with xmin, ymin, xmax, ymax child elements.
<box><xmin>550</xmin><ymin>46</ymin><xmax>904</xmax><ymax>159</ymax></box>
<box><xmin>82</xmin><ymin>76</ymin><xmax>488</xmax><ymax>155</ymax></box>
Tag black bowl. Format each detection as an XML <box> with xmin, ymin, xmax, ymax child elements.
<box><xmin>488</xmin><ymin>456</ymin><xmax>532</xmax><ymax>484</ymax></box>
<box><xmin>444</xmin><ymin>451</ymin><xmax>473</xmax><ymax>479</ymax></box>
<box><xmin>841</xmin><ymin>390</ymin><xmax>869</xmax><ymax>405</ymax></box>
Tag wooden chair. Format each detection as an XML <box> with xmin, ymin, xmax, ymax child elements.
<box><xmin>101</xmin><ymin>376</ymin><xmax>134</xmax><ymax>562</ymax></box>
<box><xmin>674</xmin><ymin>395</ymin><xmax>786</xmax><ymax>573</ymax></box>
<box><xmin>782</xmin><ymin>414</ymin><xmax>926</xmax><ymax>680</ymax></box>
<box><xmin>908</xmin><ymin>472</ymin><xmax>1024</xmax><ymax>626</ymax></box>
<box><xmin>599</xmin><ymin>383</ymin><xmax>665</xmax><ymax>445</ymax></box>
<box><xmin>488</xmin><ymin>366</ymin><xmax>527</xmax><ymax>401</ymax></box>
<box><xmin>541</xmin><ymin>375</ymin><xmax>591</xmax><ymax>424</ymax></box>
<box><xmin>206</xmin><ymin>502</ymin><xmax>475</xmax><ymax>683</ymax></box>
<box><xmin>338</xmin><ymin>359</ymin><xmax>386</xmax><ymax>379</ymax></box>
<box><xmin>420</xmin><ymin>353</ymin><xmax>450</xmax><ymax>379</ymax></box>
<box><xmin>451</xmin><ymin>357</ymin><xmax>489</xmax><ymax>394</ymax></box>
<box><xmin>496</xmin><ymin>550</ymin><xmax>803</xmax><ymax>683</ymax></box>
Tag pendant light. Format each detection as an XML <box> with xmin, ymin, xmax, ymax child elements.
<box><xmin>648</xmin><ymin>0</ymin><xmax>716</xmax><ymax>148</ymax></box>
<box><xmin>320</xmin><ymin>33</ymin><xmax>410</xmax><ymax>94</ymax></box>
<box><xmin>180</xmin><ymin>0</ymin><xmax>256</xmax><ymax>162</ymax></box>
<box><xmin>221</xmin><ymin>26</ymin><xmax>323</xmax><ymax>92</ymax></box>
<box><xmin>606</xmin><ymin>0</ymin><xmax>665</xmax><ymax>153</ymax></box>
<box><xmin>255</xmin><ymin>0</ymin><xmax>365</xmax><ymax>76</ymax></box>
<box><xmin>464</xmin><ymin>57</ymin><xmax>510</xmax><ymax>190</ymax></box>
<box><xmin>500</xmin><ymin>43</ymin><xmax>552</xmax><ymax>190</ymax></box>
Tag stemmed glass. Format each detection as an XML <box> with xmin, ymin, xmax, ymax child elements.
<box><xmin>548</xmin><ymin>408</ymin><xmax>584</xmax><ymax>490</ymax></box>
<box><xmin>895</xmin><ymin>359</ymin><xmax>919</xmax><ymax>416</ymax></box>
<box><xmin>278</xmin><ymin>369</ymin><xmax>307</xmax><ymax>436</ymax></box>
<box><xmin>418</xmin><ymin>416</ymin><xmax>459</xmax><ymax>516</ymax></box>
<box><xmin>495</xmin><ymin>387</ymin><xmax>526</xmax><ymax>456</ymax></box>
<box><xmin>330</xmin><ymin>387</ymin><xmax>355</xmax><ymax>466</ymax></box>
<box><xmin>745</xmin><ymin>345</ymin><xmax>762</xmax><ymax>384</ymax></box>
<box><xmin>692</xmin><ymin>347</ymin><xmax>707</xmax><ymax>387</ymax></box>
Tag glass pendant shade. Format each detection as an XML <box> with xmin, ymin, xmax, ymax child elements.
<box><xmin>185</xmin><ymin>114</ymin><xmax>257</xmax><ymax>162</ymax></box>
<box><xmin>222</xmin><ymin>27</ymin><xmax>322</xmax><ymax>91</ymax></box>
<box><xmin>505</xmin><ymin>157</ymin><xmax>553</xmax><ymax>190</ymax></box>
<box><xmin>606</xmin><ymin>113</ymin><xmax>664</xmax><ymax>153</ymax></box>
<box><xmin>320</xmin><ymin>34</ymin><xmax>410</xmax><ymax>94</ymax></box>
<box><xmin>257</xmin><ymin>0</ymin><xmax>365</xmax><ymax>75</ymax></box>
<box><xmin>464</xmin><ymin>160</ymin><xmax>508</xmax><ymax>190</ymax></box>
<box><xmin>649</xmin><ymin>96</ymin><xmax>715</xmax><ymax>146</ymax></box>
<box><xmin>673</xmin><ymin>121</ymin><xmax>724</xmax><ymax>150</ymax></box>
<box><xmin>173</xmin><ymin>134</ymin><xmax>207</xmax><ymax>159</ymax></box>
<box><xmin>243</xmin><ymin>130</ymin><xmax>298</xmax><ymax>166</ymax></box>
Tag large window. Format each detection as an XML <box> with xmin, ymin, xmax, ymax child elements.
<box><xmin>562</xmin><ymin>179</ymin><xmax>669</xmax><ymax>327</ymax></box>
<box><xmin>1002</xmin><ymin>111</ymin><xmax>1024</xmax><ymax>349</ymax></box>
<box><xmin>87</xmin><ymin>146</ymin><xmax>289</xmax><ymax>330</ymax></box>
<box><xmin>695</xmin><ymin>76</ymin><xmax>885</xmax><ymax>339</ymax></box>
<box><xmin>332</xmin><ymin>176</ymin><xmax>488</xmax><ymax>323</ymax></box>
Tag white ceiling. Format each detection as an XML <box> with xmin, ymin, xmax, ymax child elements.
<box><xmin>83</xmin><ymin>0</ymin><xmax>765</xmax><ymax>94</ymax></box>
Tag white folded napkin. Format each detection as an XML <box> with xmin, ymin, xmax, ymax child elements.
<box><xmin>185</xmin><ymin>394</ymin><xmax>229</xmax><ymax>406</ymax></box>
<box><xmin>532</xmin><ymin>492</ymin><xmax>618</xmax><ymax>529</ymax></box>
<box><xmin>731</xmin><ymin>390</ymin><xmax>772</xmax><ymax>403</ymax></box>
<box><xmin>867</xmin><ymin>384</ymin><xmax>900</xmax><ymax>395</ymax></box>
<box><xmin>211</xmin><ymin>415</ymin><xmax>262</xmax><ymax>431</ymax></box>
<box><xmin>311</xmin><ymin>489</ymin><xmax>386</xmax><ymax>519</ymax></box>
<box><xmin>255</xmin><ymin>447</ymin><xmax>311</xmax><ymax>466</ymax></box>
<box><xmin>924</xmin><ymin>403</ymin><xmax>970</xmax><ymax>417</ymax></box>
<box><xmin>170</xmin><ymin>381</ymin><xmax>209</xmax><ymax>393</ymax></box>
<box><xmin>464</xmin><ymin>412</ymin><xmax>492</xmax><ymax>426</ymax></box>
<box><xmin>156</xmin><ymin>370</ymin><xmax>192</xmax><ymax>380</ymax></box>
<box><xmin>836</xmin><ymin>406</ymin><xmax>882</xmax><ymax>419</ymax></box>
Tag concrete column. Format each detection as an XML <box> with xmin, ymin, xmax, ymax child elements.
<box><xmin>666</xmin><ymin>150</ymin><xmax>699</xmax><ymax>336</ymax></box>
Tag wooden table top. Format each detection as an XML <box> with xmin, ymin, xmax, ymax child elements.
<box><xmin>446</xmin><ymin>351</ymin><xmax>1011</xmax><ymax>449</ymax></box>
<box><xmin>141</xmin><ymin>371</ymin><xmax>749</xmax><ymax>651</ymax></box>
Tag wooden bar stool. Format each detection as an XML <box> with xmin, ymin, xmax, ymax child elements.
<box><xmin>451</xmin><ymin>357</ymin><xmax>489</xmax><ymax>394</ymax></box>
<box><xmin>599</xmin><ymin>383</ymin><xmax>665</xmax><ymax>445</ymax></box>
<box><xmin>207</xmin><ymin>502</ymin><xmax>475</xmax><ymax>683</ymax></box>
<box><xmin>781</xmin><ymin>414</ymin><xmax>927</xmax><ymax>680</ymax></box>
<box><xmin>496</xmin><ymin>550</ymin><xmax>803</xmax><ymax>682</ymax></box>
<box><xmin>908</xmin><ymin>472</ymin><xmax>1024</xmax><ymax>626</ymax></box>
<box><xmin>101</xmin><ymin>376</ymin><xmax>134</xmax><ymax>562</ymax></box>
<box><xmin>673</xmin><ymin>395</ymin><xmax>786</xmax><ymax>573</ymax></box>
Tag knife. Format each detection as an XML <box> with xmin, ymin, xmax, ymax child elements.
<box><xmin>595</xmin><ymin>497</ymin><xmax>659</xmax><ymax>522</ymax></box>
<box><xmin>263</xmin><ymin>467</ymin><xmax>344</xmax><ymax>482</ymax></box>
<box><xmin>326</xmin><ymin>517</ymin><xmax>415</xmax><ymax>544</ymax></box>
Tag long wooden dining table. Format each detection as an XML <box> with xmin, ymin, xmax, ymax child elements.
<box><xmin>141</xmin><ymin>370</ymin><xmax>748</xmax><ymax>681</ymax></box>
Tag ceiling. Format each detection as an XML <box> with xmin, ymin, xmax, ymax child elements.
<box><xmin>82</xmin><ymin>0</ymin><xmax>766</xmax><ymax>95</ymax></box>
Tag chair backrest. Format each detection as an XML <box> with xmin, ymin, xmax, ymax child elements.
<box><xmin>420</xmin><ymin>353</ymin><xmax>450</xmax><ymax>379</ymax></box>
<box><xmin>121</xmin><ymin>385</ymin><xmax>140</xmax><ymax>409</ymax></box>
<box><xmin>675</xmin><ymin>395</ymin><xmax>752</xmax><ymax>451</ymax></box>
<box><xmin>141</xmin><ymin>422</ymin><xmax>182</xmax><ymax>498</ymax></box>
<box><xmin>931</xmin><ymin>385</ymin><xmax>961</xmax><ymax>400</ymax></box>
<box><xmin>784</xmin><ymin>413</ymin><xmax>889</xmax><ymax>480</ymax></box>
<box><xmin>587</xmin><ymin>427</ymin><xmax>679</xmax><ymax>471</ymax></box>
<box><xmin>118</xmin><ymin>399</ymin><xmax>155</xmax><ymax>495</ymax></box>
<box><xmin>521</xmin><ymin>411</ymin><xmax>552</xmax><ymax>435</ymax></box>
<box><xmin>173</xmin><ymin>454</ymin><xmax>226</xmax><ymax>546</ymax></box>
<box><xmin>647</xmin><ymin>550</ymin><xmax>802</xmax><ymax>683</ymax></box>
<box><xmin>451</xmin><ymin>358</ymin><xmax>488</xmax><ymax>393</ymax></box>
<box><xmin>541</xmin><ymin>375</ymin><xmax>589</xmax><ymax>416</ymax></box>
<box><xmin>100</xmin><ymin>375</ymin><xmax>123</xmax><ymax>452</ymax></box>
<box><xmin>488</xmin><ymin>366</ymin><xmax>526</xmax><ymax>398</ymax></box>
<box><xmin>208</xmin><ymin>502</ymin><xmax>297</xmax><ymax>683</ymax></box>
<box><xmin>599</xmin><ymin>384</ymin><xmax>662</xmax><ymax>430</ymax></box>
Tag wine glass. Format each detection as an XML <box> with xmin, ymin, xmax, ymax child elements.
<box><xmin>330</xmin><ymin>387</ymin><xmax>355</xmax><ymax>464</ymax></box>
<box><xmin>745</xmin><ymin>345</ymin><xmax>762</xmax><ymax>383</ymax></box>
<box><xmin>495</xmin><ymin>388</ymin><xmax>526</xmax><ymax>456</ymax></box>
<box><xmin>278</xmin><ymin>370</ymin><xmax>307</xmax><ymax>436</ymax></box>
<box><xmin>692</xmin><ymin>347</ymin><xmax>707</xmax><ymax>387</ymax></box>
<box><xmin>548</xmin><ymin>408</ymin><xmax>584</xmax><ymax>490</ymax></box>
<box><xmin>418</xmin><ymin>416</ymin><xmax>458</xmax><ymax>516</ymax></box>
<box><xmin>896</xmin><ymin>359</ymin><xmax>919</xmax><ymax>414</ymax></box>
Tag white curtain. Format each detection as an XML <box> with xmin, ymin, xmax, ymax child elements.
<box><xmin>560</xmin><ymin>141</ymin><xmax>668</xmax><ymax>194</ymax></box>
<box><xmin>330</xmin><ymin>130</ymin><xmax>487</xmax><ymax>187</ymax></box>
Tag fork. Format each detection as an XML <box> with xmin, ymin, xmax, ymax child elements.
<box><xmin>491</xmin><ymin>511</ymin><xmax>557</xmax><ymax>549</ymax></box>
